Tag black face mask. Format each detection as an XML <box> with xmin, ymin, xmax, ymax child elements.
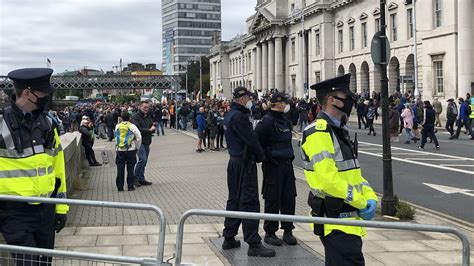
<box><xmin>332</xmin><ymin>95</ymin><xmax>355</xmax><ymax>116</ymax></box>
<box><xmin>29</xmin><ymin>90</ymin><xmax>50</xmax><ymax>111</ymax></box>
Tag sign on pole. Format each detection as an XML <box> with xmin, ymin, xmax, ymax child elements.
<box><xmin>371</xmin><ymin>31</ymin><xmax>391</xmax><ymax>65</ymax></box>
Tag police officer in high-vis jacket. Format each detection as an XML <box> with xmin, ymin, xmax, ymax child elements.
<box><xmin>222</xmin><ymin>87</ymin><xmax>275</xmax><ymax>257</ymax></box>
<box><xmin>0</xmin><ymin>68</ymin><xmax>68</xmax><ymax>265</ymax></box>
<box><xmin>301</xmin><ymin>74</ymin><xmax>377</xmax><ymax>266</ymax></box>
<box><xmin>255</xmin><ymin>92</ymin><xmax>297</xmax><ymax>246</ymax></box>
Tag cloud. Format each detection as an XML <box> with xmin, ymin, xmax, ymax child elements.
<box><xmin>0</xmin><ymin>0</ymin><xmax>256</xmax><ymax>75</ymax></box>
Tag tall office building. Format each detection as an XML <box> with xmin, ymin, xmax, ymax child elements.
<box><xmin>162</xmin><ymin>0</ymin><xmax>222</xmax><ymax>75</ymax></box>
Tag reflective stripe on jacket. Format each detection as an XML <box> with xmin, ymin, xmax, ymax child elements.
<box><xmin>0</xmin><ymin>114</ymin><xmax>69</xmax><ymax>214</ymax></box>
<box><xmin>301</xmin><ymin>117</ymin><xmax>377</xmax><ymax>237</ymax></box>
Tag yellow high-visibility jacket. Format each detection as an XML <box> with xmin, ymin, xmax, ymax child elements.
<box><xmin>0</xmin><ymin>111</ymin><xmax>69</xmax><ymax>215</ymax></box>
<box><xmin>301</xmin><ymin>115</ymin><xmax>377</xmax><ymax>237</ymax></box>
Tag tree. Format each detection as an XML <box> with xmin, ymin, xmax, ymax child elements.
<box><xmin>179</xmin><ymin>56</ymin><xmax>210</xmax><ymax>95</ymax></box>
<box><xmin>194</xmin><ymin>73</ymin><xmax>210</xmax><ymax>97</ymax></box>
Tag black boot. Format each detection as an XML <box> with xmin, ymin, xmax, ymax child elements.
<box><xmin>222</xmin><ymin>237</ymin><xmax>241</xmax><ymax>250</ymax></box>
<box><xmin>247</xmin><ymin>242</ymin><xmax>276</xmax><ymax>257</ymax></box>
<box><xmin>283</xmin><ymin>231</ymin><xmax>297</xmax><ymax>245</ymax></box>
<box><xmin>264</xmin><ymin>233</ymin><xmax>283</xmax><ymax>246</ymax></box>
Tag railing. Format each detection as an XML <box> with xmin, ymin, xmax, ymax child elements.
<box><xmin>0</xmin><ymin>195</ymin><xmax>169</xmax><ymax>266</ymax></box>
<box><xmin>173</xmin><ymin>209</ymin><xmax>471</xmax><ymax>266</ymax></box>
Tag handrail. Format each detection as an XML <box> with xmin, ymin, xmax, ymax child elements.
<box><xmin>0</xmin><ymin>195</ymin><xmax>168</xmax><ymax>266</ymax></box>
<box><xmin>174</xmin><ymin>209</ymin><xmax>470</xmax><ymax>265</ymax></box>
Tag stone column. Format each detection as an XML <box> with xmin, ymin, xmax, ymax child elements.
<box><xmin>256</xmin><ymin>44</ymin><xmax>262</xmax><ymax>91</ymax></box>
<box><xmin>251</xmin><ymin>48</ymin><xmax>257</xmax><ymax>91</ymax></box>
<box><xmin>275</xmin><ymin>37</ymin><xmax>284</xmax><ymax>91</ymax></box>
<box><xmin>458</xmin><ymin>0</ymin><xmax>472</xmax><ymax>98</ymax></box>
<box><xmin>268</xmin><ymin>39</ymin><xmax>275</xmax><ymax>91</ymax></box>
<box><xmin>262</xmin><ymin>42</ymin><xmax>268</xmax><ymax>92</ymax></box>
<box><xmin>297</xmin><ymin>34</ymin><xmax>304</xmax><ymax>98</ymax></box>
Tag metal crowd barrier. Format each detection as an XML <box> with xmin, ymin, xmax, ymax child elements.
<box><xmin>0</xmin><ymin>195</ymin><xmax>169</xmax><ymax>266</ymax></box>
<box><xmin>173</xmin><ymin>209</ymin><xmax>471</xmax><ymax>266</ymax></box>
<box><xmin>0</xmin><ymin>244</ymin><xmax>157</xmax><ymax>265</ymax></box>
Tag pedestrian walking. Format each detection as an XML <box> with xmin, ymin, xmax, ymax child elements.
<box><xmin>0</xmin><ymin>68</ymin><xmax>69</xmax><ymax>265</ymax></box>
<box><xmin>445</xmin><ymin>98</ymin><xmax>457</xmax><ymax>137</ymax></box>
<box><xmin>432</xmin><ymin>97</ymin><xmax>443</xmax><ymax>128</ymax></box>
<box><xmin>302</xmin><ymin>74</ymin><xmax>378</xmax><ymax>266</ymax></box>
<box><xmin>132</xmin><ymin>101</ymin><xmax>154</xmax><ymax>186</ymax></box>
<box><xmin>389</xmin><ymin>102</ymin><xmax>400</xmax><ymax>142</ymax></box>
<box><xmin>196</xmin><ymin>107</ymin><xmax>206</xmax><ymax>153</ymax></box>
<box><xmin>298</xmin><ymin>99</ymin><xmax>309</xmax><ymax>132</ymax></box>
<box><xmin>216</xmin><ymin>108</ymin><xmax>226</xmax><ymax>149</ymax></box>
<box><xmin>400</xmin><ymin>103</ymin><xmax>418</xmax><ymax>144</ymax></box>
<box><xmin>162</xmin><ymin>106</ymin><xmax>170</xmax><ymax>128</ymax></box>
<box><xmin>366</xmin><ymin>99</ymin><xmax>376</xmax><ymax>136</ymax></box>
<box><xmin>115</xmin><ymin>112</ymin><xmax>141</xmax><ymax>191</ymax></box>
<box><xmin>255</xmin><ymin>92</ymin><xmax>297</xmax><ymax>247</ymax></box>
<box><xmin>105</xmin><ymin>109</ymin><xmax>117</xmax><ymax>141</ymax></box>
<box><xmin>221</xmin><ymin>87</ymin><xmax>275</xmax><ymax>257</ymax></box>
<box><xmin>418</xmin><ymin>101</ymin><xmax>440</xmax><ymax>150</ymax></box>
<box><xmin>153</xmin><ymin>104</ymin><xmax>165</xmax><ymax>136</ymax></box>
<box><xmin>356</xmin><ymin>100</ymin><xmax>367</xmax><ymax>129</ymax></box>
<box><xmin>451</xmin><ymin>97</ymin><xmax>474</xmax><ymax>140</ymax></box>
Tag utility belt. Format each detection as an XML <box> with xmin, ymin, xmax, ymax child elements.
<box><xmin>307</xmin><ymin>191</ymin><xmax>359</xmax><ymax>236</ymax></box>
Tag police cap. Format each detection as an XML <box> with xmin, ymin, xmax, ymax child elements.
<box><xmin>233</xmin><ymin>86</ymin><xmax>256</xmax><ymax>99</ymax></box>
<box><xmin>7</xmin><ymin>68</ymin><xmax>56</xmax><ymax>93</ymax></box>
<box><xmin>270</xmin><ymin>92</ymin><xmax>290</xmax><ymax>103</ymax></box>
<box><xmin>310</xmin><ymin>73</ymin><xmax>353</xmax><ymax>97</ymax></box>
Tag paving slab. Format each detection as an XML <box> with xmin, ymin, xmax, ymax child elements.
<box><xmin>96</xmin><ymin>234</ymin><xmax>148</xmax><ymax>246</ymax></box>
<box><xmin>368</xmin><ymin>251</ymin><xmax>436</xmax><ymax>265</ymax></box>
<box><xmin>55</xmin><ymin>235</ymin><xmax>98</xmax><ymax>247</ymax></box>
<box><xmin>75</xmin><ymin>226</ymin><xmax>123</xmax><ymax>236</ymax></box>
<box><xmin>123</xmin><ymin>244</ymin><xmax>175</xmax><ymax>258</ymax></box>
<box><xmin>148</xmin><ymin>232</ymin><xmax>220</xmax><ymax>245</ymax></box>
<box><xmin>417</xmin><ymin>251</ymin><xmax>463</xmax><ymax>264</ymax></box>
<box><xmin>57</xmin><ymin>227</ymin><xmax>77</xmax><ymax>236</ymax></box>
<box><xmin>418</xmin><ymin>239</ymin><xmax>462</xmax><ymax>251</ymax></box>
<box><xmin>68</xmin><ymin>246</ymin><xmax>123</xmax><ymax>256</ymax></box>
<box><xmin>371</xmin><ymin>240</ymin><xmax>434</xmax><ymax>252</ymax></box>
<box><xmin>124</xmin><ymin>225</ymin><xmax>163</xmax><ymax>235</ymax></box>
<box><xmin>170</xmin><ymin>224</ymin><xmax>217</xmax><ymax>234</ymax></box>
<box><xmin>178</xmin><ymin>255</ymin><xmax>225</xmax><ymax>266</ymax></box>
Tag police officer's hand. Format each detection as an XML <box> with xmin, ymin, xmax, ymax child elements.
<box><xmin>358</xmin><ymin>199</ymin><xmax>377</xmax><ymax>220</ymax></box>
<box><xmin>55</xmin><ymin>214</ymin><xmax>67</xmax><ymax>233</ymax></box>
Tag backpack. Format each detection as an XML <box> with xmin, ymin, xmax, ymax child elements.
<box><xmin>367</xmin><ymin>106</ymin><xmax>376</xmax><ymax>119</ymax></box>
<box><xmin>115</xmin><ymin>122</ymin><xmax>134</xmax><ymax>150</ymax></box>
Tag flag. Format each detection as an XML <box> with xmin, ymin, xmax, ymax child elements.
<box><xmin>120</xmin><ymin>58</ymin><xmax>122</xmax><ymax>65</ymax></box>
<box><xmin>46</xmin><ymin>58</ymin><xmax>51</xmax><ymax>68</ymax></box>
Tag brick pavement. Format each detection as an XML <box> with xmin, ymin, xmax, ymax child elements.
<box><xmin>61</xmin><ymin>129</ymin><xmax>474</xmax><ymax>265</ymax></box>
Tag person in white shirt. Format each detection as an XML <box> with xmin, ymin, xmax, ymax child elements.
<box><xmin>115</xmin><ymin>112</ymin><xmax>142</xmax><ymax>191</ymax></box>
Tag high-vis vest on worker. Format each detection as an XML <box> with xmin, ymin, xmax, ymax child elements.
<box><xmin>301</xmin><ymin>116</ymin><xmax>377</xmax><ymax>237</ymax></box>
<box><xmin>0</xmin><ymin>112</ymin><xmax>69</xmax><ymax>215</ymax></box>
<box><xmin>469</xmin><ymin>96</ymin><xmax>474</xmax><ymax>119</ymax></box>
<box><xmin>116</xmin><ymin>122</ymin><xmax>134</xmax><ymax>150</ymax></box>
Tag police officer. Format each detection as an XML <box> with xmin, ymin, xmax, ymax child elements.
<box><xmin>301</xmin><ymin>74</ymin><xmax>377</xmax><ymax>266</ymax></box>
<box><xmin>222</xmin><ymin>87</ymin><xmax>275</xmax><ymax>257</ymax></box>
<box><xmin>0</xmin><ymin>68</ymin><xmax>68</xmax><ymax>265</ymax></box>
<box><xmin>255</xmin><ymin>92</ymin><xmax>297</xmax><ymax>246</ymax></box>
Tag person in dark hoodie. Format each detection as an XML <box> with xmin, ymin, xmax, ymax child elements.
<box><xmin>131</xmin><ymin>101</ymin><xmax>155</xmax><ymax>186</ymax></box>
<box><xmin>196</xmin><ymin>106</ymin><xmax>207</xmax><ymax>152</ymax></box>
<box><xmin>418</xmin><ymin>100</ymin><xmax>440</xmax><ymax>150</ymax></box>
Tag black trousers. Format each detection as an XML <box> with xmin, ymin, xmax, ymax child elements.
<box><xmin>116</xmin><ymin>150</ymin><xmax>137</xmax><ymax>189</ymax></box>
<box><xmin>367</xmin><ymin>119</ymin><xmax>375</xmax><ymax>134</ymax></box>
<box><xmin>0</xmin><ymin>203</ymin><xmax>56</xmax><ymax>266</ymax></box>
<box><xmin>83</xmin><ymin>143</ymin><xmax>98</xmax><ymax>165</ymax></box>
<box><xmin>320</xmin><ymin>230</ymin><xmax>364</xmax><ymax>266</ymax></box>
<box><xmin>107</xmin><ymin>125</ymin><xmax>115</xmax><ymax>141</ymax></box>
<box><xmin>223</xmin><ymin>157</ymin><xmax>261</xmax><ymax>245</ymax></box>
<box><xmin>262</xmin><ymin>161</ymin><xmax>296</xmax><ymax>234</ymax></box>
<box><xmin>217</xmin><ymin>125</ymin><xmax>225</xmax><ymax>148</ymax></box>
<box><xmin>357</xmin><ymin>114</ymin><xmax>366</xmax><ymax>129</ymax></box>
<box><xmin>420</xmin><ymin>126</ymin><xmax>439</xmax><ymax>148</ymax></box>
<box><xmin>454</xmin><ymin>119</ymin><xmax>474</xmax><ymax>138</ymax></box>
<box><xmin>445</xmin><ymin>117</ymin><xmax>456</xmax><ymax>136</ymax></box>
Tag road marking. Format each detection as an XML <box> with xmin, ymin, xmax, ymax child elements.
<box><xmin>423</xmin><ymin>183</ymin><xmax>474</xmax><ymax>197</ymax></box>
<box><xmin>440</xmin><ymin>164</ymin><xmax>474</xmax><ymax>167</ymax></box>
<box><xmin>357</xmin><ymin>150</ymin><xmax>473</xmax><ymax>175</ymax></box>
<box><xmin>359</xmin><ymin>141</ymin><xmax>474</xmax><ymax>161</ymax></box>
<box><xmin>405</xmin><ymin>158</ymin><xmax>469</xmax><ymax>161</ymax></box>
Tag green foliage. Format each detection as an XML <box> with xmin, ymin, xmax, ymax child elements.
<box><xmin>179</xmin><ymin>56</ymin><xmax>210</xmax><ymax>95</ymax></box>
<box><xmin>394</xmin><ymin>195</ymin><xmax>416</xmax><ymax>220</ymax></box>
<box><xmin>112</xmin><ymin>94</ymin><xmax>139</xmax><ymax>104</ymax></box>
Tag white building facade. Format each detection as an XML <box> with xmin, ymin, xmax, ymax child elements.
<box><xmin>208</xmin><ymin>0</ymin><xmax>474</xmax><ymax>102</ymax></box>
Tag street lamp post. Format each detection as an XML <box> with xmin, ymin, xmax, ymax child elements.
<box><xmin>412</xmin><ymin>0</ymin><xmax>419</xmax><ymax>97</ymax></box>
<box><xmin>379</xmin><ymin>0</ymin><xmax>396</xmax><ymax>216</ymax></box>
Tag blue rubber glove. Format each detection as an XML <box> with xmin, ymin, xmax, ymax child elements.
<box><xmin>358</xmin><ymin>199</ymin><xmax>377</xmax><ymax>220</ymax></box>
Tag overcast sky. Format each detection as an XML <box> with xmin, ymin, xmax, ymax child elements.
<box><xmin>0</xmin><ymin>0</ymin><xmax>255</xmax><ymax>75</ymax></box>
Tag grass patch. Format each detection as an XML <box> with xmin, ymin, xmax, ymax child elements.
<box><xmin>394</xmin><ymin>195</ymin><xmax>416</xmax><ymax>220</ymax></box>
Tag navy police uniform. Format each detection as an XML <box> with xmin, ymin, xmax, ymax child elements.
<box><xmin>254</xmin><ymin>93</ymin><xmax>297</xmax><ymax>239</ymax></box>
<box><xmin>0</xmin><ymin>68</ymin><xmax>68</xmax><ymax>266</ymax></box>
<box><xmin>222</xmin><ymin>88</ymin><xmax>265</xmax><ymax>246</ymax></box>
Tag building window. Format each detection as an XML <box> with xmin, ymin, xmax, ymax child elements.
<box><xmin>433</xmin><ymin>0</ymin><xmax>442</xmax><ymax>28</ymax></box>
<box><xmin>433</xmin><ymin>55</ymin><xmax>444</xmax><ymax>94</ymax></box>
<box><xmin>407</xmin><ymin>8</ymin><xmax>413</xmax><ymax>39</ymax></box>
<box><xmin>291</xmin><ymin>3</ymin><xmax>295</xmax><ymax>12</ymax></box>
<box><xmin>291</xmin><ymin>38</ymin><xmax>296</xmax><ymax>62</ymax></box>
<box><xmin>248</xmin><ymin>53</ymin><xmax>252</xmax><ymax>71</ymax></box>
<box><xmin>390</xmin><ymin>14</ymin><xmax>397</xmax><ymax>41</ymax></box>
<box><xmin>315</xmin><ymin>71</ymin><xmax>321</xmax><ymax>83</ymax></box>
<box><xmin>375</xmin><ymin>18</ymin><xmax>380</xmax><ymax>32</ymax></box>
<box><xmin>338</xmin><ymin>29</ymin><xmax>343</xmax><ymax>53</ymax></box>
<box><xmin>361</xmin><ymin>22</ymin><xmax>367</xmax><ymax>48</ymax></box>
<box><xmin>315</xmin><ymin>33</ymin><xmax>321</xmax><ymax>56</ymax></box>
<box><xmin>349</xmin><ymin>26</ymin><xmax>355</xmax><ymax>51</ymax></box>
